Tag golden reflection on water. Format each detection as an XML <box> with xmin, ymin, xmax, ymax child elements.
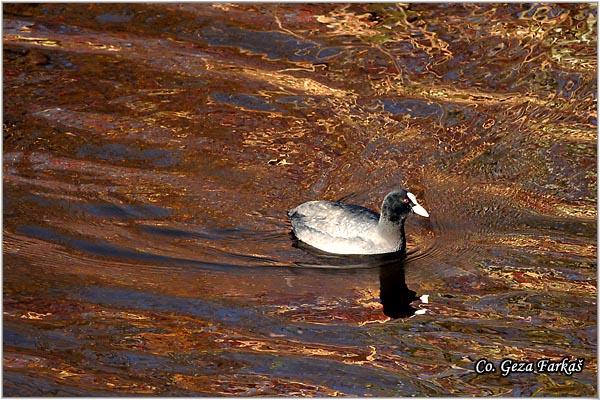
<box><xmin>3</xmin><ymin>2</ymin><xmax>597</xmax><ymax>396</ymax></box>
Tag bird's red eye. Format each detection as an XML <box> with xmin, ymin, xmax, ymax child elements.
<box><xmin>403</xmin><ymin>198</ymin><xmax>409</xmax><ymax>203</ymax></box>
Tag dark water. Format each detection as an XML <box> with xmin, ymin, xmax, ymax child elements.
<box><xmin>3</xmin><ymin>3</ymin><xmax>597</xmax><ymax>396</ymax></box>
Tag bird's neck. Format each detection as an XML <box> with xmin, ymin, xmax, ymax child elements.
<box><xmin>377</xmin><ymin>217</ymin><xmax>406</xmax><ymax>253</ymax></box>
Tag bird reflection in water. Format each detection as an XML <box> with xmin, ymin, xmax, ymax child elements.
<box><xmin>378</xmin><ymin>258</ymin><xmax>419</xmax><ymax>318</ymax></box>
<box><xmin>292</xmin><ymin>238</ymin><xmax>422</xmax><ymax>319</ymax></box>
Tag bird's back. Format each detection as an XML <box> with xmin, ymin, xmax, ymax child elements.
<box><xmin>288</xmin><ymin>200</ymin><xmax>386</xmax><ymax>254</ymax></box>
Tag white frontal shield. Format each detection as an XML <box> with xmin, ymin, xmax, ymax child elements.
<box><xmin>407</xmin><ymin>192</ymin><xmax>429</xmax><ymax>218</ymax></box>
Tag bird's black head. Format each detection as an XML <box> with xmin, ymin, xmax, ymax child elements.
<box><xmin>380</xmin><ymin>189</ymin><xmax>429</xmax><ymax>224</ymax></box>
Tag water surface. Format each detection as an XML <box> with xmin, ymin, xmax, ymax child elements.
<box><xmin>3</xmin><ymin>3</ymin><xmax>597</xmax><ymax>396</ymax></box>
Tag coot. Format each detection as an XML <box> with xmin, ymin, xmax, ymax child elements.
<box><xmin>288</xmin><ymin>189</ymin><xmax>429</xmax><ymax>255</ymax></box>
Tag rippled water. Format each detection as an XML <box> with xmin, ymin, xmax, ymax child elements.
<box><xmin>3</xmin><ymin>3</ymin><xmax>597</xmax><ymax>396</ymax></box>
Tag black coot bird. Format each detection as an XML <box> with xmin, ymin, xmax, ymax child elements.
<box><xmin>288</xmin><ymin>189</ymin><xmax>429</xmax><ymax>255</ymax></box>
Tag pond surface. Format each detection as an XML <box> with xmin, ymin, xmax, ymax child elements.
<box><xmin>3</xmin><ymin>3</ymin><xmax>597</xmax><ymax>396</ymax></box>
